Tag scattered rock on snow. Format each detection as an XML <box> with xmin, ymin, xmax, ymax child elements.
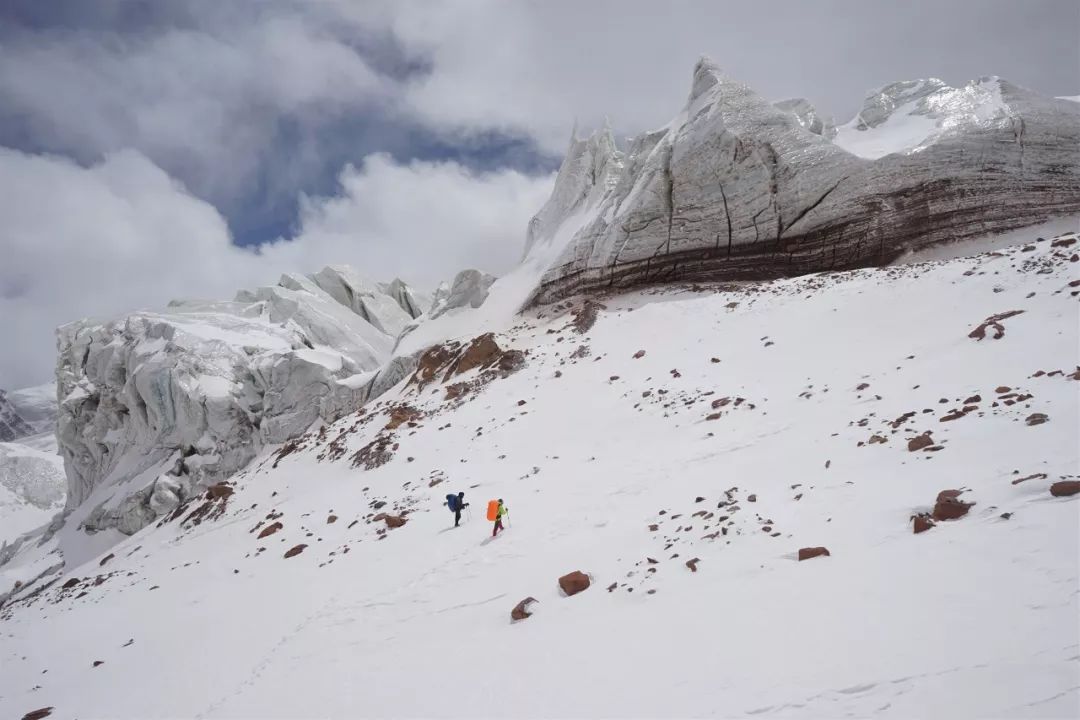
<box><xmin>258</xmin><ymin>522</ymin><xmax>283</xmax><ymax>539</ymax></box>
<box><xmin>558</xmin><ymin>571</ymin><xmax>591</xmax><ymax>596</ymax></box>
<box><xmin>283</xmin><ymin>544</ymin><xmax>307</xmax><ymax>559</ymax></box>
<box><xmin>907</xmin><ymin>433</ymin><xmax>934</xmax><ymax>452</ymax></box>
<box><xmin>510</xmin><ymin>597</ymin><xmax>538</xmax><ymax>621</ymax></box>
<box><xmin>1025</xmin><ymin>413</ymin><xmax>1049</xmax><ymax>426</ymax></box>
<box><xmin>798</xmin><ymin>547</ymin><xmax>830</xmax><ymax>561</ymax></box>
<box><xmin>685</xmin><ymin>558</ymin><xmax>701</xmax><ymax>572</ymax></box>
<box><xmin>206</xmin><ymin>482</ymin><xmax>234</xmax><ymax>500</ymax></box>
<box><xmin>22</xmin><ymin>708</ymin><xmax>54</xmax><ymax>720</ymax></box>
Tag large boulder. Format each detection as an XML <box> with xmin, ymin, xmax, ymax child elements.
<box><xmin>1050</xmin><ymin>481</ymin><xmax>1080</xmax><ymax>497</ymax></box>
<box><xmin>932</xmin><ymin>490</ymin><xmax>974</xmax><ymax>521</ymax></box>
<box><xmin>798</xmin><ymin>547</ymin><xmax>831</xmax><ymax>561</ymax></box>
<box><xmin>558</xmin><ymin>570</ymin><xmax>591</xmax><ymax>596</ymax></box>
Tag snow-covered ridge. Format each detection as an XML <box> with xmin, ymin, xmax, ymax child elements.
<box><xmin>527</xmin><ymin>58</ymin><xmax>1080</xmax><ymax>304</ymax></box>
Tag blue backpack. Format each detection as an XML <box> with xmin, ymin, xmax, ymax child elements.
<box><xmin>446</xmin><ymin>494</ymin><xmax>459</xmax><ymax>512</ymax></box>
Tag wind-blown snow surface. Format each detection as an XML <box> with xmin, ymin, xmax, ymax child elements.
<box><xmin>2</xmin><ymin>231</ymin><xmax>1078</xmax><ymax>719</ymax></box>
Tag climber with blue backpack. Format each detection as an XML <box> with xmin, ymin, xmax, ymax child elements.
<box><xmin>446</xmin><ymin>491</ymin><xmax>469</xmax><ymax>527</ymax></box>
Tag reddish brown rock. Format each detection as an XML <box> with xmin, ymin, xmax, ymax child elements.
<box><xmin>907</xmin><ymin>433</ymin><xmax>934</xmax><ymax>452</ymax></box>
<box><xmin>747</xmin><ymin>494</ymin><xmax>757</xmax><ymax>502</ymax></box>
<box><xmin>633</xmin><ymin>350</ymin><xmax>646</xmax><ymax>359</ymax></box>
<box><xmin>1011</xmin><ymin>472</ymin><xmax>1047</xmax><ymax>485</ymax></box>
<box><xmin>1025</xmin><ymin>413</ymin><xmax>1049</xmax><ymax>426</ymax></box>
<box><xmin>1050</xmin><ymin>481</ymin><xmax>1080</xmax><ymax>497</ymax></box>
<box><xmin>913</xmin><ymin>515</ymin><xmax>935</xmax><ymax>534</ymax></box>
<box><xmin>258</xmin><ymin>521</ymin><xmax>283</xmax><ymax>539</ymax></box>
<box><xmin>933</xmin><ymin>490</ymin><xmax>974</xmax><ymax>521</ymax></box>
<box><xmin>798</xmin><ymin>547</ymin><xmax>830</xmax><ymax>561</ymax></box>
<box><xmin>510</xmin><ymin>597</ymin><xmax>538</xmax><ymax>621</ymax></box>
<box><xmin>995</xmin><ymin>386</ymin><xmax>1011</xmax><ymax>394</ymax></box>
<box><xmin>685</xmin><ymin>558</ymin><xmax>701</xmax><ymax>572</ymax></box>
<box><xmin>384</xmin><ymin>515</ymin><xmax>407</xmax><ymax>528</ymax></box>
<box><xmin>558</xmin><ymin>570</ymin><xmax>591</xmax><ymax>596</ymax></box>
<box><xmin>385</xmin><ymin>404</ymin><xmax>422</xmax><ymax>430</ymax></box>
<box><xmin>283</xmin><ymin>544</ymin><xmax>307</xmax><ymax>559</ymax></box>
<box><xmin>21</xmin><ymin>708</ymin><xmax>54</xmax><ymax>720</ymax></box>
<box><xmin>206</xmin><ymin>482</ymin><xmax>234</xmax><ymax>500</ymax></box>
<box><xmin>968</xmin><ymin>310</ymin><xmax>1024</xmax><ymax>341</ymax></box>
<box><xmin>327</xmin><ymin>515</ymin><xmax>338</xmax><ymax>524</ymax></box>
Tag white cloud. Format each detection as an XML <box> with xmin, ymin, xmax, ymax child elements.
<box><xmin>0</xmin><ymin>10</ymin><xmax>392</xmax><ymax>205</ymax></box>
<box><xmin>0</xmin><ymin>147</ymin><xmax>552</xmax><ymax>388</ymax></box>
<box><xmin>262</xmin><ymin>154</ymin><xmax>554</xmax><ymax>288</ymax></box>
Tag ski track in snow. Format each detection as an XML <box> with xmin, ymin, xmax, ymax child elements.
<box><xmin>1</xmin><ymin>227</ymin><xmax>1079</xmax><ymax>719</ymax></box>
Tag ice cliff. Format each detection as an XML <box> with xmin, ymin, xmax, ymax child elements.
<box><xmin>526</xmin><ymin>58</ymin><xmax>1080</xmax><ymax>303</ymax></box>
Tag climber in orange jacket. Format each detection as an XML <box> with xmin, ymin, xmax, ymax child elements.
<box><xmin>490</xmin><ymin>498</ymin><xmax>508</xmax><ymax>537</ymax></box>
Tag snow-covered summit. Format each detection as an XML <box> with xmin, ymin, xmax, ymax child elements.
<box><xmin>835</xmin><ymin>76</ymin><xmax>1023</xmax><ymax>158</ymax></box>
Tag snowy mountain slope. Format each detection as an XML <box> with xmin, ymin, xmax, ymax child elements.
<box><xmin>0</xmin><ymin>441</ymin><xmax>65</xmax><ymax>545</ymax></box>
<box><xmin>0</xmin><ymin>384</ymin><xmax>63</xmax><ymax>548</ymax></box>
<box><xmin>2</xmin><ymin>227</ymin><xmax>1077</xmax><ymax>719</ymax></box>
<box><xmin>0</xmin><ymin>390</ymin><xmax>34</xmax><ymax>442</ymax></box>
<box><xmin>527</xmin><ymin>59</ymin><xmax>1080</xmax><ymax>304</ymax></box>
<box><xmin>4</xmin><ymin>383</ymin><xmax>57</xmax><ymax>435</ymax></box>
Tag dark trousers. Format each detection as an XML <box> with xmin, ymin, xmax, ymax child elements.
<box><xmin>493</xmin><ymin>518</ymin><xmax>504</xmax><ymax>536</ymax></box>
<box><xmin>454</xmin><ymin>509</ymin><xmax>462</xmax><ymax>527</ymax></box>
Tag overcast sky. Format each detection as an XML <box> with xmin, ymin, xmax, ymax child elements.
<box><xmin>1</xmin><ymin>0</ymin><xmax>1077</xmax><ymax>388</ymax></box>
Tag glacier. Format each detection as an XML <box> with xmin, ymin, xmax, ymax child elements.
<box><xmin>49</xmin><ymin>268</ymin><xmax>430</xmax><ymax>543</ymax></box>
